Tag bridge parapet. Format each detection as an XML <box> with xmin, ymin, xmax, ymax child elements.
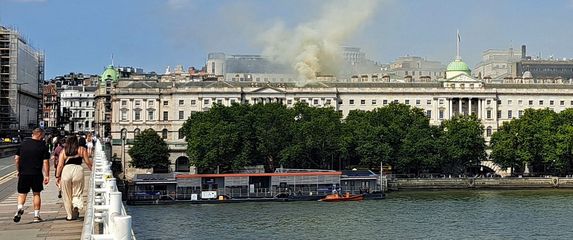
<box><xmin>82</xmin><ymin>141</ymin><xmax>135</xmax><ymax>240</ymax></box>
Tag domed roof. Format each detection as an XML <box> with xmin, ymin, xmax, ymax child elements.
<box><xmin>445</xmin><ymin>59</ymin><xmax>471</xmax><ymax>79</ymax></box>
<box><xmin>522</xmin><ymin>71</ymin><xmax>533</xmax><ymax>79</ymax></box>
<box><xmin>446</xmin><ymin>59</ymin><xmax>470</xmax><ymax>72</ymax></box>
<box><xmin>100</xmin><ymin>65</ymin><xmax>119</xmax><ymax>84</ymax></box>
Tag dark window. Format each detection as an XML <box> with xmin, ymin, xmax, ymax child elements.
<box><xmin>178</xmin><ymin>128</ymin><xmax>184</xmax><ymax>139</ymax></box>
<box><xmin>162</xmin><ymin>129</ymin><xmax>168</xmax><ymax>139</ymax></box>
<box><xmin>163</xmin><ymin>111</ymin><xmax>168</xmax><ymax>121</ymax></box>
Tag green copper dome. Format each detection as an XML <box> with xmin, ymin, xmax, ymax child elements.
<box><xmin>446</xmin><ymin>59</ymin><xmax>470</xmax><ymax>72</ymax></box>
<box><xmin>100</xmin><ymin>65</ymin><xmax>119</xmax><ymax>84</ymax></box>
<box><xmin>445</xmin><ymin>59</ymin><xmax>471</xmax><ymax>78</ymax></box>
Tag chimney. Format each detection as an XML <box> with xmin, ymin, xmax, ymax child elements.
<box><xmin>521</xmin><ymin>45</ymin><xmax>526</xmax><ymax>60</ymax></box>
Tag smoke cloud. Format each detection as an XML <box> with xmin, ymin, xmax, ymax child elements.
<box><xmin>259</xmin><ymin>0</ymin><xmax>380</xmax><ymax>81</ymax></box>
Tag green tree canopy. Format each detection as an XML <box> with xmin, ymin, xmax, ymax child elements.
<box><xmin>440</xmin><ymin>114</ymin><xmax>486</xmax><ymax>175</ymax></box>
<box><xmin>128</xmin><ymin>128</ymin><xmax>170</xmax><ymax>170</ymax></box>
<box><xmin>492</xmin><ymin>108</ymin><xmax>573</xmax><ymax>176</ymax></box>
<box><xmin>280</xmin><ymin>103</ymin><xmax>342</xmax><ymax>169</ymax></box>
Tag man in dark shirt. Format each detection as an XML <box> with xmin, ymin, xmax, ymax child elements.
<box><xmin>13</xmin><ymin>128</ymin><xmax>50</xmax><ymax>223</ymax></box>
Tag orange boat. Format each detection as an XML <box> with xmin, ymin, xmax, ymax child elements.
<box><xmin>319</xmin><ymin>192</ymin><xmax>364</xmax><ymax>202</ymax></box>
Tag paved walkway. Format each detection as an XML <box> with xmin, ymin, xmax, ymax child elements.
<box><xmin>0</xmin><ymin>167</ymin><xmax>90</xmax><ymax>240</ymax></box>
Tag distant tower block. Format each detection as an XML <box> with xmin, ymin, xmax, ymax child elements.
<box><xmin>207</xmin><ymin>53</ymin><xmax>226</xmax><ymax>76</ymax></box>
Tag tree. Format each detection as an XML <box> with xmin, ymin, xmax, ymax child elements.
<box><xmin>280</xmin><ymin>103</ymin><xmax>342</xmax><ymax>169</ymax></box>
<box><xmin>252</xmin><ymin>103</ymin><xmax>294</xmax><ymax>171</ymax></box>
<box><xmin>341</xmin><ymin>110</ymin><xmax>389</xmax><ymax>169</ymax></box>
<box><xmin>128</xmin><ymin>128</ymin><xmax>170</xmax><ymax>171</ymax></box>
<box><xmin>440</xmin><ymin>115</ymin><xmax>486</xmax><ymax>175</ymax></box>
<box><xmin>512</xmin><ymin>108</ymin><xmax>559</xmax><ymax>174</ymax></box>
<box><xmin>181</xmin><ymin>104</ymin><xmax>253</xmax><ymax>173</ymax></box>
<box><xmin>490</xmin><ymin>121</ymin><xmax>522</xmax><ymax>175</ymax></box>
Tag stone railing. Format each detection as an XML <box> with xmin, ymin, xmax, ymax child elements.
<box><xmin>82</xmin><ymin>141</ymin><xmax>135</xmax><ymax>240</ymax></box>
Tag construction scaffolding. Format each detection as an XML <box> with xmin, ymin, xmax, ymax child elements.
<box><xmin>0</xmin><ymin>25</ymin><xmax>44</xmax><ymax>134</ymax></box>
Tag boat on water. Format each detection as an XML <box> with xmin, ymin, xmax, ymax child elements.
<box><xmin>319</xmin><ymin>192</ymin><xmax>364</xmax><ymax>202</ymax></box>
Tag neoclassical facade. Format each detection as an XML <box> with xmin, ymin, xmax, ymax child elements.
<box><xmin>108</xmin><ymin>55</ymin><xmax>573</xmax><ymax>178</ymax></box>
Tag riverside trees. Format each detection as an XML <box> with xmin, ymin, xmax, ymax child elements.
<box><xmin>181</xmin><ymin>102</ymin><xmax>487</xmax><ymax>175</ymax></box>
<box><xmin>491</xmin><ymin>108</ymin><xmax>573</xmax><ymax>175</ymax></box>
<box><xmin>128</xmin><ymin>128</ymin><xmax>171</xmax><ymax>171</ymax></box>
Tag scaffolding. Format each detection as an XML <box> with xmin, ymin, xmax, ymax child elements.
<box><xmin>0</xmin><ymin>26</ymin><xmax>44</xmax><ymax>133</ymax></box>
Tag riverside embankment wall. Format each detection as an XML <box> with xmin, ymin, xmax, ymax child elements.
<box><xmin>390</xmin><ymin>177</ymin><xmax>573</xmax><ymax>190</ymax></box>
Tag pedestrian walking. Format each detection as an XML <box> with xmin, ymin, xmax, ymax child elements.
<box><xmin>13</xmin><ymin>128</ymin><xmax>50</xmax><ymax>223</ymax></box>
<box><xmin>56</xmin><ymin>136</ymin><xmax>92</xmax><ymax>220</ymax></box>
<box><xmin>86</xmin><ymin>133</ymin><xmax>94</xmax><ymax>157</ymax></box>
<box><xmin>51</xmin><ymin>137</ymin><xmax>66</xmax><ymax>198</ymax></box>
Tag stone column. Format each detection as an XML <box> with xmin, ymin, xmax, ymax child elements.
<box><xmin>469</xmin><ymin>98</ymin><xmax>473</xmax><ymax>116</ymax></box>
<box><xmin>449</xmin><ymin>98</ymin><xmax>453</xmax><ymax>119</ymax></box>
<box><xmin>458</xmin><ymin>98</ymin><xmax>462</xmax><ymax>116</ymax></box>
<box><xmin>477</xmin><ymin>98</ymin><xmax>482</xmax><ymax>120</ymax></box>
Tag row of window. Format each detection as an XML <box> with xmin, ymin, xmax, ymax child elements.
<box><xmin>126</xmin><ymin>128</ymin><xmax>184</xmax><ymax>140</ymax></box>
<box><xmin>498</xmin><ymin>99</ymin><xmax>573</xmax><ymax>107</ymax></box>
<box><xmin>121</xmin><ymin>110</ymin><xmax>195</xmax><ymax>122</ymax></box>
<box><xmin>345</xmin><ymin>99</ymin><xmax>432</xmax><ymax>106</ymax></box>
<box><xmin>62</xmin><ymin>101</ymin><xmax>95</xmax><ymax>107</ymax></box>
<box><xmin>73</xmin><ymin>111</ymin><xmax>94</xmax><ymax>118</ymax></box>
<box><xmin>122</xmin><ymin>98</ymin><xmax>240</xmax><ymax>108</ymax></box>
<box><xmin>75</xmin><ymin>121</ymin><xmax>95</xmax><ymax>129</ymax></box>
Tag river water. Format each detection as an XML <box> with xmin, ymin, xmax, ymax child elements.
<box><xmin>127</xmin><ymin>189</ymin><xmax>573</xmax><ymax>239</ymax></box>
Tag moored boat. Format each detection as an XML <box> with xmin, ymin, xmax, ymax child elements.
<box><xmin>319</xmin><ymin>192</ymin><xmax>364</xmax><ymax>202</ymax></box>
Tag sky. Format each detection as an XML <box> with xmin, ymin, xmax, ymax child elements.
<box><xmin>1</xmin><ymin>0</ymin><xmax>573</xmax><ymax>79</ymax></box>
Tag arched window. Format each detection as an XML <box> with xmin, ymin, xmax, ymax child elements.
<box><xmin>162</xmin><ymin>128</ymin><xmax>168</xmax><ymax>139</ymax></box>
<box><xmin>120</xmin><ymin>128</ymin><xmax>127</xmax><ymax>140</ymax></box>
<box><xmin>175</xmin><ymin>156</ymin><xmax>190</xmax><ymax>172</ymax></box>
<box><xmin>178</xmin><ymin>128</ymin><xmax>184</xmax><ymax>139</ymax></box>
<box><xmin>486</xmin><ymin>126</ymin><xmax>493</xmax><ymax>137</ymax></box>
<box><xmin>134</xmin><ymin>128</ymin><xmax>140</xmax><ymax>138</ymax></box>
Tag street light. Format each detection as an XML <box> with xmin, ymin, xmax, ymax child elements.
<box><xmin>120</xmin><ymin>128</ymin><xmax>127</xmax><ymax>180</ymax></box>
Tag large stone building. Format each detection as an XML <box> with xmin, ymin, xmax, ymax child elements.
<box><xmin>42</xmin><ymin>72</ymin><xmax>99</xmax><ymax>133</ymax></box>
<box><xmin>473</xmin><ymin>46</ymin><xmax>524</xmax><ymax>79</ymax></box>
<box><xmin>0</xmin><ymin>25</ymin><xmax>44</xmax><ymax>135</ymax></box>
<box><xmin>474</xmin><ymin>45</ymin><xmax>573</xmax><ymax>81</ymax></box>
<box><xmin>205</xmin><ymin>47</ymin><xmax>382</xmax><ymax>83</ymax></box>
<box><xmin>513</xmin><ymin>59</ymin><xmax>573</xmax><ymax>80</ymax></box>
<box><xmin>384</xmin><ymin>56</ymin><xmax>445</xmax><ymax>81</ymax></box>
<box><xmin>108</xmin><ymin>50</ymin><xmax>573</xmax><ymax>179</ymax></box>
<box><xmin>60</xmin><ymin>86</ymin><xmax>97</xmax><ymax>133</ymax></box>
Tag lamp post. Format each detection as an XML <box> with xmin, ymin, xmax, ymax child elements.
<box><xmin>120</xmin><ymin>128</ymin><xmax>127</xmax><ymax>181</ymax></box>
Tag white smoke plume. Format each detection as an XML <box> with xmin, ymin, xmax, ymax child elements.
<box><xmin>259</xmin><ymin>0</ymin><xmax>380</xmax><ymax>82</ymax></box>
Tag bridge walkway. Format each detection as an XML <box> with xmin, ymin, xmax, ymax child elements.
<box><xmin>0</xmin><ymin>166</ymin><xmax>90</xmax><ymax>240</ymax></box>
